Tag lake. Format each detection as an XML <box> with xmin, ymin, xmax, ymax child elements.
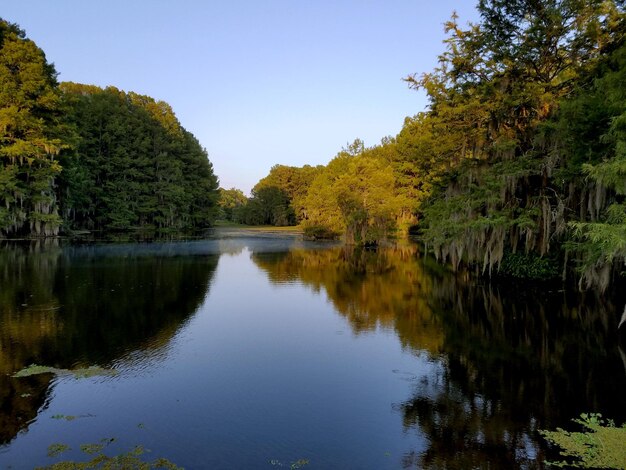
<box><xmin>0</xmin><ymin>231</ymin><xmax>625</xmax><ymax>469</ymax></box>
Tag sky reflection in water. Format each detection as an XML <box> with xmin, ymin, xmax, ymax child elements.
<box><xmin>0</xmin><ymin>237</ymin><xmax>624</xmax><ymax>469</ymax></box>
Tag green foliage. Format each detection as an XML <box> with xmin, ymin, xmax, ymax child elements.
<box><xmin>541</xmin><ymin>413</ymin><xmax>626</xmax><ymax>468</ymax></box>
<box><xmin>556</xmin><ymin>42</ymin><xmax>626</xmax><ymax>288</ymax></box>
<box><xmin>59</xmin><ymin>83</ymin><xmax>219</xmax><ymax>232</ymax></box>
<box><xmin>302</xmin><ymin>224</ymin><xmax>340</xmax><ymax>240</ymax></box>
<box><xmin>498</xmin><ymin>250</ymin><xmax>560</xmax><ymax>280</ymax></box>
<box><xmin>3</xmin><ymin>2</ymin><xmax>626</xmax><ymax>288</ymax></box>
<box><xmin>570</xmin><ymin>204</ymin><xmax>626</xmax><ymax>264</ymax></box>
<box><xmin>302</xmin><ymin>140</ymin><xmax>403</xmax><ymax>245</ymax></box>
<box><xmin>391</xmin><ymin>113</ymin><xmax>452</xmax><ymax>229</ymax></box>
<box><xmin>244</xmin><ymin>1</ymin><xmax>625</xmax><ymax>269</ymax></box>
<box><xmin>401</xmin><ymin>1</ymin><xmax>626</xmax><ymax>286</ymax></box>
<box><xmin>235</xmin><ymin>164</ymin><xmax>323</xmax><ymax>227</ymax></box>
<box><xmin>236</xmin><ymin>185</ymin><xmax>295</xmax><ymax>226</ymax></box>
<box><xmin>253</xmin><ymin>164</ymin><xmax>322</xmax><ymax>223</ymax></box>
<box><xmin>0</xmin><ymin>18</ymin><xmax>219</xmax><ymax>238</ymax></box>
<box><xmin>217</xmin><ymin>187</ymin><xmax>247</xmax><ymax>221</ymax></box>
<box><xmin>0</xmin><ymin>18</ymin><xmax>74</xmax><ymax>237</ymax></box>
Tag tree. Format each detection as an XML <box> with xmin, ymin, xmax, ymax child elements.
<box><xmin>334</xmin><ymin>154</ymin><xmax>401</xmax><ymax>245</ymax></box>
<box><xmin>59</xmin><ymin>83</ymin><xmax>219</xmax><ymax>231</ymax></box>
<box><xmin>217</xmin><ymin>187</ymin><xmax>247</xmax><ymax>221</ymax></box>
<box><xmin>237</xmin><ymin>185</ymin><xmax>294</xmax><ymax>226</ymax></box>
<box><xmin>0</xmin><ymin>19</ymin><xmax>73</xmax><ymax>236</ymax></box>
<box><xmin>252</xmin><ymin>164</ymin><xmax>322</xmax><ymax>222</ymax></box>
<box><xmin>408</xmin><ymin>1</ymin><xmax>626</xmax><ymax>278</ymax></box>
<box><xmin>303</xmin><ymin>140</ymin><xmax>403</xmax><ymax>244</ymax></box>
<box><xmin>558</xmin><ymin>42</ymin><xmax>626</xmax><ymax>289</ymax></box>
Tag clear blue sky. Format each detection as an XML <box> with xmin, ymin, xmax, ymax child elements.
<box><xmin>3</xmin><ymin>1</ymin><xmax>479</xmax><ymax>194</ymax></box>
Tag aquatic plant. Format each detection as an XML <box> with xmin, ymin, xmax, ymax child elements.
<box><xmin>268</xmin><ymin>458</ymin><xmax>310</xmax><ymax>469</ymax></box>
<box><xmin>47</xmin><ymin>444</ymin><xmax>71</xmax><ymax>458</ymax></box>
<box><xmin>13</xmin><ymin>364</ymin><xmax>118</xmax><ymax>379</ymax></box>
<box><xmin>541</xmin><ymin>413</ymin><xmax>626</xmax><ymax>468</ymax></box>
<box><xmin>38</xmin><ymin>443</ymin><xmax>181</xmax><ymax>470</ymax></box>
<box><xmin>51</xmin><ymin>415</ymin><xmax>77</xmax><ymax>421</ymax></box>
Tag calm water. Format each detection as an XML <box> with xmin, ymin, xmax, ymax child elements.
<box><xmin>0</xmin><ymin>233</ymin><xmax>624</xmax><ymax>469</ymax></box>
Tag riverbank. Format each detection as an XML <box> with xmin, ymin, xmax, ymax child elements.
<box><xmin>211</xmin><ymin>222</ymin><xmax>303</xmax><ymax>238</ymax></box>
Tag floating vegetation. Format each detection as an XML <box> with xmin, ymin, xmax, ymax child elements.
<box><xmin>51</xmin><ymin>415</ymin><xmax>77</xmax><ymax>421</ymax></box>
<box><xmin>13</xmin><ymin>365</ymin><xmax>61</xmax><ymax>377</ymax></box>
<box><xmin>47</xmin><ymin>444</ymin><xmax>71</xmax><ymax>458</ymax></box>
<box><xmin>79</xmin><ymin>444</ymin><xmax>105</xmax><ymax>455</ymax></box>
<box><xmin>50</xmin><ymin>414</ymin><xmax>95</xmax><ymax>422</ymax></box>
<box><xmin>13</xmin><ymin>364</ymin><xmax>118</xmax><ymax>379</ymax></box>
<box><xmin>269</xmin><ymin>458</ymin><xmax>310</xmax><ymax>469</ymax></box>
<box><xmin>38</xmin><ymin>444</ymin><xmax>182</xmax><ymax>470</ymax></box>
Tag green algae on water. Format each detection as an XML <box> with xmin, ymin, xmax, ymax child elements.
<box><xmin>13</xmin><ymin>364</ymin><xmax>118</xmax><ymax>379</ymax></box>
<box><xmin>37</xmin><ymin>445</ymin><xmax>182</xmax><ymax>470</ymax></box>
<box><xmin>47</xmin><ymin>443</ymin><xmax>71</xmax><ymax>458</ymax></box>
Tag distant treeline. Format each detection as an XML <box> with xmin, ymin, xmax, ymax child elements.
<box><xmin>223</xmin><ymin>0</ymin><xmax>626</xmax><ymax>289</ymax></box>
<box><xmin>0</xmin><ymin>20</ymin><xmax>219</xmax><ymax>237</ymax></box>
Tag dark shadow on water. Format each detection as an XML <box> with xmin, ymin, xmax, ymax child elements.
<box><xmin>1</xmin><ymin>238</ymin><xmax>624</xmax><ymax>468</ymax></box>
<box><xmin>0</xmin><ymin>239</ymin><xmax>220</xmax><ymax>445</ymax></box>
<box><xmin>252</xmin><ymin>244</ymin><xmax>626</xmax><ymax>469</ymax></box>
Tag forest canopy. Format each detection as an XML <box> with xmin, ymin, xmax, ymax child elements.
<box><xmin>0</xmin><ymin>19</ymin><xmax>219</xmax><ymax>237</ymax></box>
<box><xmin>3</xmin><ymin>1</ymin><xmax>626</xmax><ymax>289</ymax></box>
<box><xmin>59</xmin><ymin>83</ymin><xmax>219</xmax><ymax>232</ymax></box>
<box><xmin>239</xmin><ymin>0</ymin><xmax>626</xmax><ymax>289</ymax></box>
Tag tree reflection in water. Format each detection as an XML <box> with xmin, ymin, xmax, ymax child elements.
<box><xmin>253</xmin><ymin>244</ymin><xmax>626</xmax><ymax>469</ymax></box>
<box><xmin>0</xmin><ymin>241</ymin><xmax>219</xmax><ymax>445</ymax></box>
